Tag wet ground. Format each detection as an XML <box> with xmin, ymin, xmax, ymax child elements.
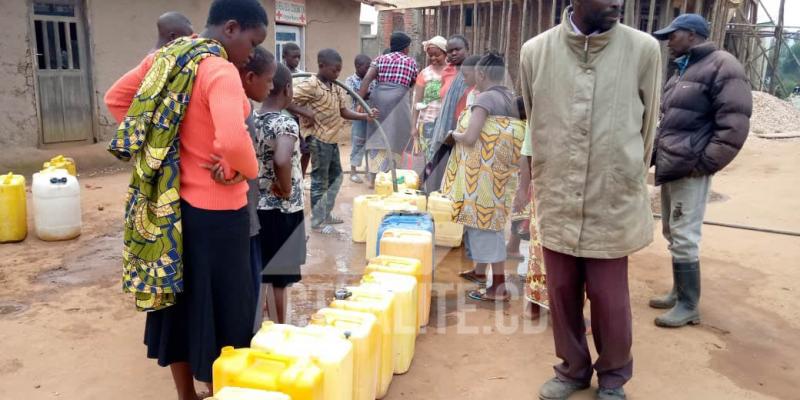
<box><xmin>1</xmin><ymin>139</ymin><xmax>799</xmax><ymax>399</ymax></box>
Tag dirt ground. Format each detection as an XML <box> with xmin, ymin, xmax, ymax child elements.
<box><xmin>1</xmin><ymin>138</ymin><xmax>798</xmax><ymax>400</ymax></box>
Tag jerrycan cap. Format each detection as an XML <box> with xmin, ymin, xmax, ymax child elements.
<box><xmin>334</xmin><ymin>288</ymin><xmax>352</xmax><ymax>300</ymax></box>
<box><xmin>343</xmin><ymin>330</ymin><xmax>352</xmax><ymax>339</ymax></box>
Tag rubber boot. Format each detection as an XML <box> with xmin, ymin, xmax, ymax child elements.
<box><xmin>655</xmin><ymin>261</ymin><xmax>701</xmax><ymax>327</ymax></box>
<box><xmin>649</xmin><ymin>261</ymin><xmax>678</xmax><ymax>309</ymax></box>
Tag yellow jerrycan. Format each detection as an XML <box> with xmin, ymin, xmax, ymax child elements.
<box><xmin>378</xmin><ymin>229</ymin><xmax>433</xmax><ymax>326</ymax></box>
<box><xmin>386</xmin><ymin>189</ymin><xmax>427</xmax><ymax>211</ymax></box>
<box><xmin>352</xmin><ymin>194</ymin><xmax>382</xmax><ymax>243</ymax></box>
<box><xmin>0</xmin><ymin>173</ymin><xmax>27</xmax><ymax>243</ymax></box>
<box><xmin>212</xmin><ymin>347</ymin><xmax>323</xmax><ymax>400</ymax></box>
<box><xmin>330</xmin><ymin>286</ymin><xmax>395</xmax><ymax>399</ymax></box>
<box><xmin>211</xmin><ymin>387</ymin><xmax>290</xmax><ymax>400</ymax></box>
<box><xmin>365</xmin><ymin>255</ymin><xmax>429</xmax><ymax>328</ymax></box>
<box><xmin>427</xmin><ymin>191</ymin><xmax>464</xmax><ymax>247</ymax></box>
<box><xmin>374</xmin><ymin>169</ymin><xmax>419</xmax><ymax>196</ymax></box>
<box><xmin>311</xmin><ymin>308</ymin><xmax>379</xmax><ymax>400</ymax></box>
<box><xmin>365</xmin><ymin>198</ymin><xmax>416</xmax><ymax>260</ymax></box>
<box><xmin>361</xmin><ymin>272</ymin><xmax>418</xmax><ymax>373</ymax></box>
<box><xmin>251</xmin><ymin>321</ymin><xmax>354</xmax><ymax>400</ymax></box>
<box><xmin>42</xmin><ymin>155</ymin><xmax>77</xmax><ymax>176</ymax></box>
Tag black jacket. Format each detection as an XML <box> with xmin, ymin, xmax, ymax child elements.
<box><xmin>654</xmin><ymin>42</ymin><xmax>752</xmax><ymax>185</ymax></box>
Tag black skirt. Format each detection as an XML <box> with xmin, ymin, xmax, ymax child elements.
<box><xmin>144</xmin><ymin>201</ymin><xmax>255</xmax><ymax>383</ymax></box>
<box><xmin>258</xmin><ymin>209</ymin><xmax>306</xmax><ymax>287</ymax></box>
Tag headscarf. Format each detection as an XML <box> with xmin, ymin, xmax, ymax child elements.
<box><xmin>422</xmin><ymin>36</ymin><xmax>447</xmax><ymax>53</ymax></box>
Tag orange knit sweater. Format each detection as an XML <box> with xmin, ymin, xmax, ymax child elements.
<box><xmin>105</xmin><ymin>54</ymin><xmax>257</xmax><ymax>210</ymax></box>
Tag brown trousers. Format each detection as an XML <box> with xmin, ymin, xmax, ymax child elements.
<box><xmin>543</xmin><ymin>247</ymin><xmax>633</xmax><ymax>389</ymax></box>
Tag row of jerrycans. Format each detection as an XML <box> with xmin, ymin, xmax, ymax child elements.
<box><xmin>213</xmin><ymin>255</ymin><xmax>428</xmax><ymax>400</ymax></box>
<box><xmin>352</xmin><ymin>191</ymin><xmax>462</xmax><ymax>253</ymax></box>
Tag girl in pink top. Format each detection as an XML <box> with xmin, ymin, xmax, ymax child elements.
<box><xmin>104</xmin><ymin>1</ymin><xmax>269</xmax><ymax>397</ymax></box>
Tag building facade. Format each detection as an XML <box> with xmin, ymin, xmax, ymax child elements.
<box><xmin>0</xmin><ymin>0</ymin><xmax>364</xmax><ymax>152</ymax></box>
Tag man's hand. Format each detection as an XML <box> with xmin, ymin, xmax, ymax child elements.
<box><xmin>367</xmin><ymin>107</ymin><xmax>380</xmax><ymax>121</ymax></box>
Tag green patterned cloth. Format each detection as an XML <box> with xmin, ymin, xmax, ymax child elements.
<box><xmin>108</xmin><ymin>37</ymin><xmax>226</xmax><ymax>311</ymax></box>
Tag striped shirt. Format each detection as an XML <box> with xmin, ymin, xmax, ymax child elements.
<box><xmin>372</xmin><ymin>52</ymin><xmax>419</xmax><ymax>87</ymax></box>
<box><xmin>292</xmin><ymin>75</ymin><xmax>350</xmax><ymax>144</ymax></box>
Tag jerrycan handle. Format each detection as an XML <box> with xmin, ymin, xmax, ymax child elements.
<box><xmin>2</xmin><ymin>172</ymin><xmax>13</xmax><ymax>185</ymax></box>
<box><xmin>246</xmin><ymin>349</ymin><xmax>293</xmax><ymax>367</ymax></box>
<box><xmin>334</xmin><ymin>288</ymin><xmax>352</xmax><ymax>300</ymax></box>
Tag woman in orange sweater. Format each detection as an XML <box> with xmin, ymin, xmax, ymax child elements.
<box><xmin>104</xmin><ymin>1</ymin><xmax>268</xmax><ymax>398</ymax></box>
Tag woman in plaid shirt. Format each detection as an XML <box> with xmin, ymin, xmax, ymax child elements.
<box><xmin>359</xmin><ymin>32</ymin><xmax>419</xmax><ymax>187</ymax></box>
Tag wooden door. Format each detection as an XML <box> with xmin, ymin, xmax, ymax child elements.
<box><xmin>31</xmin><ymin>0</ymin><xmax>93</xmax><ymax>144</ymax></box>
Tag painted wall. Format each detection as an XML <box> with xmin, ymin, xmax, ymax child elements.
<box><xmin>86</xmin><ymin>0</ymin><xmax>211</xmax><ymax>141</ymax></box>
<box><xmin>0</xmin><ymin>1</ymin><xmax>40</xmax><ymax>148</ymax></box>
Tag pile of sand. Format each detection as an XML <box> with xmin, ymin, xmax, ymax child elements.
<box><xmin>750</xmin><ymin>91</ymin><xmax>800</xmax><ymax>135</ymax></box>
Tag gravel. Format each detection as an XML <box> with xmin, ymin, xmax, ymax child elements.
<box><xmin>750</xmin><ymin>91</ymin><xmax>800</xmax><ymax>135</ymax></box>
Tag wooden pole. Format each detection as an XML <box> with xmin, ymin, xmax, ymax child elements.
<box><xmin>550</xmin><ymin>0</ymin><xmax>556</xmax><ymax>29</ymax></box>
<box><xmin>460</xmin><ymin>2</ymin><xmax>465</xmax><ymax>36</ymax></box>
<box><xmin>768</xmin><ymin>0</ymin><xmax>785</xmax><ymax>95</ymax></box>
<box><xmin>624</xmin><ymin>0</ymin><xmax>636</xmax><ymax>26</ymax></box>
<box><xmin>646</xmin><ymin>0</ymin><xmax>657</xmax><ymax>33</ymax></box>
<box><xmin>695</xmin><ymin>0</ymin><xmax>705</xmax><ymax>15</ymax></box>
<box><xmin>489</xmin><ymin>0</ymin><xmax>495</xmax><ymax>51</ymax></box>
<box><xmin>500</xmin><ymin>0</ymin><xmax>507</xmax><ymax>52</ymax></box>
<box><xmin>505</xmin><ymin>0</ymin><xmax>513</xmax><ymax>57</ymax></box>
<box><xmin>474</xmin><ymin>0</ymin><xmax>479</xmax><ymax>51</ymax></box>
<box><xmin>537</xmin><ymin>0</ymin><xmax>542</xmax><ymax>34</ymax></box>
<box><xmin>522</xmin><ymin>0</ymin><xmax>529</xmax><ymax>41</ymax></box>
<box><xmin>681</xmin><ymin>0</ymin><xmax>688</xmax><ymax>15</ymax></box>
<box><xmin>422</xmin><ymin>8</ymin><xmax>428</xmax><ymax>40</ymax></box>
<box><xmin>437</xmin><ymin>7</ymin><xmax>442</xmax><ymax>35</ymax></box>
<box><xmin>447</xmin><ymin>5</ymin><xmax>452</xmax><ymax>37</ymax></box>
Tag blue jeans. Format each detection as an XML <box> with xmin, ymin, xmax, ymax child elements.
<box><xmin>350</xmin><ymin>120</ymin><xmax>367</xmax><ymax>167</ymax></box>
<box><xmin>309</xmin><ymin>137</ymin><xmax>343</xmax><ymax>227</ymax></box>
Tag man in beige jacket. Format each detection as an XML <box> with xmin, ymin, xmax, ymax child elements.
<box><xmin>518</xmin><ymin>0</ymin><xmax>662</xmax><ymax>399</ymax></box>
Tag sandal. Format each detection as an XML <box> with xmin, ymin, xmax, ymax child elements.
<box><xmin>350</xmin><ymin>174</ymin><xmax>364</xmax><ymax>183</ymax></box>
<box><xmin>467</xmin><ymin>288</ymin><xmax>510</xmax><ymax>302</ymax></box>
<box><xmin>312</xmin><ymin>225</ymin><xmax>337</xmax><ymax>235</ymax></box>
<box><xmin>459</xmin><ymin>270</ymin><xmax>487</xmax><ymax>285</ymax></box>
<box><xmin>325</xmin><ymin>215</ymin><xmax>344</xmax><ymax>225</ymax></box>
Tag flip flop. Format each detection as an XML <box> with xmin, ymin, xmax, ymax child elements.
<box><xmin>459</xmin><ymin>270</ymin><xmax>487</xmax><ymax>285</ymax></box>
<box><xmin>325</xmin><ymin>215</ymin><xmax>344</xmax><ymax>225</ymax></box>
<box><xmin>467</xmin><ymin>288</ymin><xmax>510</xmax><ymax>302</ymax></box>
<box><xmin>312</xmin><ymin>225</ymin><xmax>337</xmax><ymax>235</ymax></box>
<box><xmin>350</xmin><ymin>174</ymin><xmax>364</xmax><ymax>183</ymax></box>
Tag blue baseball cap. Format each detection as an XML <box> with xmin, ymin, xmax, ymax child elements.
<box><xmin>653</xmin><ymin>14</ymin><xmax>710</xmax><ymax>40</ymax></box>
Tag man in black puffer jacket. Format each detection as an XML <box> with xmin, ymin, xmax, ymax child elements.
<box><xmin>650</xmin><ymin>14</ymin><xmax>752</xmax><ymax>328</ymax></box>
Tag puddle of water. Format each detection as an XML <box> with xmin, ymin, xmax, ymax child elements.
<box><xmin>35</xmin><ymin>233</ymin><xmax>121</xmax><ymax>286</ymax></box>
<box><xmin>0</xmin><ymin>301</ymin><xmax>29</xmax><ymax>317</ymax></box>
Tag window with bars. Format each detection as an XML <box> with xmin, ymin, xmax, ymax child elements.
<box><xmin>33</xmin><ymin>3</ymin><xmax>81</xmax><ymax>70</ymax></box>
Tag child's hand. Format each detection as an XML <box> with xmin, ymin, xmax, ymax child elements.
<box><xmin>368</xmin><ymin>108</ymin><xmax>380</xmax><ymax>121</ymax></box>
<box><xmin>271</xmin><ymin>183</ymin><xmax>290</xmax><ymax>199</ymax></box>
<box><xmin>443</xmin><ymin>130</ymin><xmax>456</xmax><ymax>146</ymax></box>
<box><xmin>512</xmin><ymin>187</ymin><xmax>528</xmax><ymax>213</ymax></box>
